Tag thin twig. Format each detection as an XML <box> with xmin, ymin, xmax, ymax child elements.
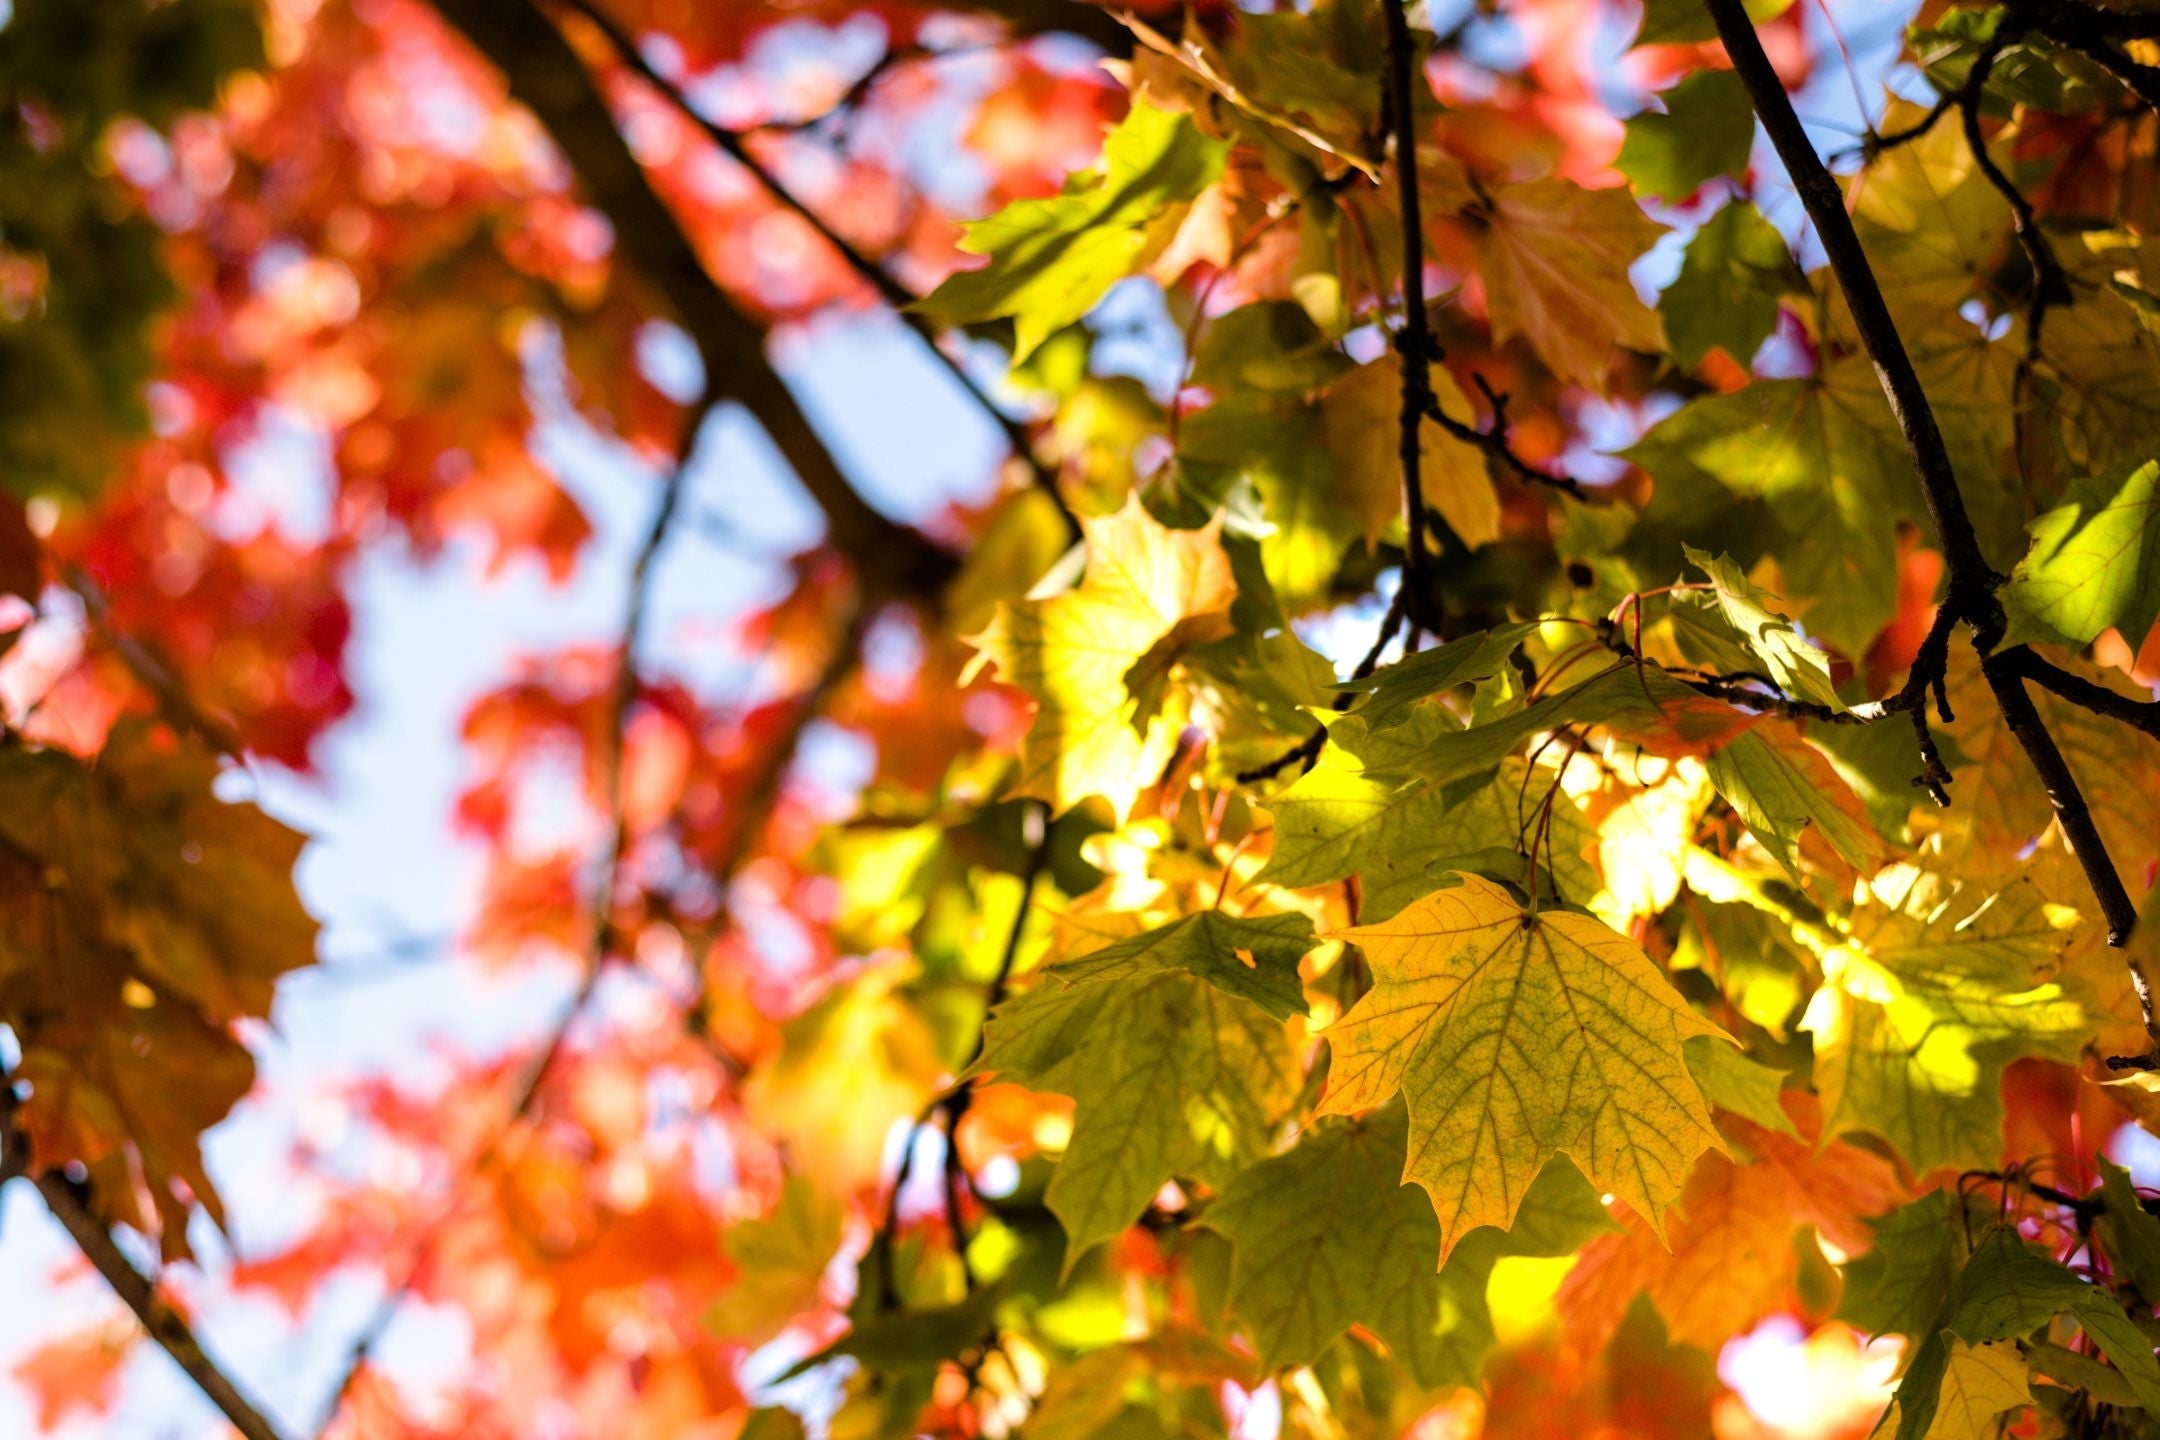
<box><xmin>0</xmin><ymin>1121</ymin><xmax>290</xmax><ymax>1440</ymax></box>
<box><xmin>431</xmin><ymin>0</ymin><xmax>957</xmax><ymax>597</ymax></box>
<box><xmin>1428</xmin><ymin>374</ymin><xmax>1586</xmax><ymax>498</ymax></box>
<box><xmin>1118</xmin><ymin>11</ymin><xmax>1382</xmax><ymax>177</ymax></box>
<box><xmin>313</xmin><ymin>393</ymin><xmax>723</xmax><ymax>1436</ymax></box>
<box><xmin>2000</xmin><ymin>648</ymin><xmax>2160</xmax><ymax>739</ymax></box>
<box><xmin>1235</xmin><ymin>590</ymin><xmax>1408</xmax><ymax>783</ymax></box>
<box><xmin>548</xmin><ymin>0</ymin><xmax>1081</xmax><ymax>543</ymax></box>
<box><xmin>875</xmin><ymin>803</ymin><xmax>1053</xmax><ymax>1305</ymax></box>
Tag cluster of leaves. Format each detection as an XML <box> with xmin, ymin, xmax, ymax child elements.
<box><xmin>6</xmin><ymin>0</ymin><xmax>2160</xmax><ymax>1437</ymax></box>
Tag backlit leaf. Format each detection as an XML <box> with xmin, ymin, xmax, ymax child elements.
<box><xmin>967</xmin><ymin>498</ymin><xmax>1237</xmax><ymax>820</ymax></box>
<box><xmin>1320</xmin><ymin>872</ymin><xmax>1728</xmax><ymax>1259</ymax></box>
<box><xmin>915</xmin><ymin>102</ymin><xmax>1229</xmax><ymax>361</ymax></box>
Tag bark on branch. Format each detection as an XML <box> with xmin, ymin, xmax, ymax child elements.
<box><xmin>547</xmin><ymin>0</ymin><xmax>1082</xmax><ymax>541</ymax></box>
<box><xmin>428</xmin><ymin>0</ymin><xmax>957</xmax><ymax>600</ymax></box>
<box><xmin>1705</xmin><ymin>0</ymin><xmax>2144</xmax><ymax>971</ymax></box>
<box><xmin>0</xmin><ymin>1127</ymin><xmax>291</xmax><ymax>1440</ymax></box>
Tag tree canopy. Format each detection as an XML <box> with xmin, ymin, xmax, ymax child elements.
<box><xmin>4</xmin><ymin>0</ymin><xmax>2160</xmax><ymax>1436</ymax></box>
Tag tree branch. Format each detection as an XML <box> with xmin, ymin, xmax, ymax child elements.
<box><xmin>428</xmin><ymin>0</ymin><xmax>957</xmax><ymax>600</ymax></box>
<box><xmin>1706</xmin><ymin>0</ymin><xmax>2141</xmax><ymax>960</ymax></box>
<box><xmin>0</xmin><ymin>1124</ymin><xmax>290</xmax><ymax>1440</ymax></box>
<box><xmin>1382</xmin><ymin>0</ymin><xmax>1462</xmax><ymax>637</ymax></box>
<box><xmin>958</xmin><ymin>0</ymin><xmax>1134</xmax><ymax>54</ymax></box>
<box><xmin>2000</xmin><ymin>647</ymin><xmax>2160</xmax><ymax>739</ymax></box>
<box><xmin>875</xmin><ymin>800</ymin><xmax>1052</xmax><ymax>1306</ymax></box>
<box><xmin>547</xmin><ymin>0</ymin><xmax>1081</xmax><ymax>542</ymax></box>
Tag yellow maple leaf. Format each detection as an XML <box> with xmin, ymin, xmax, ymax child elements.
<box><xmin>1319</xmin><ymin>355</ymin><xmax>1500</xmax><ymax>550</ymax></box>
<box><xmin>966</xmin><ymin>498</ymin><xmax>1237</xmax><ymax>820</ymax></box>
<box><xmin>1321</xmin><ymin>872</ymin><xmax>1728</xmax><ymax>1261</ymax></box>
<box><xmin>1467</xmin><ymin>178</ymin><xmax>1667</xmax><ymax>394</ymax></box>
<box><xmin>1876</xmin><ymin>1339</ymin><xmax>2031</xmax><ymax>1440</ymax></box>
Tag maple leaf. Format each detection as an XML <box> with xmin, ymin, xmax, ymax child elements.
<box><xmin>1682</xmin><ymin>1035</ymin><xmax>1800</xmax><ymax>1139</ymax></box>
<box><xmin>970</xmin><ymin>961</ymin><xmax>1300</xmax><ymax>1263</ymax></box>
<box><xmin>0</xmin><ymin>724</ymin><xmax>316</xmax><ymax>1255</ymax></box>
<box><xmin>1616</xmin><ymin>70</ymin><xmax>1754</xmax><ymax>204</ymax></box>
<box><xmin>1321</xmin><ymin>355</ymin><xmax>1500</xmax><ymax>551</ymax></box>
<box><xmin>1207</xmin><ymin>1104</ymin><xmax>1612</xmax><ymax>1384</ymax></box>
<box><xmin>1558</xmin><ymin>1104</ymin><xmax>1906</xmax><ymax>1362</ymax></box>
<box><xmin>1684</xmin><ymin>547</ymin><xmax>1846</xmax><ymax>712</ymax></box>
<box><xmin>966</xmin><ymin>498</ymin><xmax>1237</xmax><ymax>821</ymax></box>
<box><xmin>741</xmin><ymin>965</ymin><xmax>944</xmax><ymax>1192</ymax></box>
<box><xmin>1705</xmin><ymin>727</ymin><xmax>1885</xmax><ymax>881</ymax></box>
<box><xmin>1629</xmin><ymin>370</ymin><xmax>1921</xmax><ymax>656</ymax></box>
<box><xmin>11</xmin><ymin>1322</ymin><xmax>135</xmax><ymax>1431</ymax></box>
<box><xmin>1319</xmin><ymin>872</ymin><xmax>1729</xmax><ymax>1259</ymax></box>
<box><xmin>1460</xmin><ymin>177</ymin><xmax>1668</xmax><ymax>393</ymax></box>
<box><xmin>914</xmin><ymin>101</ymin><xmax>1228</xmax><ymax>361</ymax></box>
<box><xmin>1999</xmin><ymin>458</ymin><xmax>2160</xmax><ymax>651</ymax></box>
<box><xmin>1804</xmin><ymin>869</ymin><xmax>2091</xmax><ymax>1175</ymax></box>
<box><xmin>706</xmin><ymin>1176</ymin><xmax>844</xmax><ymax>1347</ymax></box>
<box><xmin>1045</xmin><ymin>909</ymin><xmax>1317</xmax><ymax>1021</ymax></box>
<box><xmin>1659</xmin><ymin>199</ymin><xmax>1802</xmax><ymax>369</ymax></box>
<box><xmin>1887</xmin><ymin>1229</ymin><xmax>2160</xmax><ymax>1440</ymax></box>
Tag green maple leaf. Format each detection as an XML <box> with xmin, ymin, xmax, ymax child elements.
<box><xmin>1262</xmin><ymin>751</ymin><xmax>1600</xmax><ymax>923</ymax></box>
<box><xmin>1321</xmin><ymin>872</ymin><xmax>1728</xmax><ymax>1258</ymax></box>
<box><xmin>1839</xmin><ymin>1190</ymin><xmax>1969</xmax><ymax>1342</ymax></box>
<box><xmin>1329</xmin><ymin>622</ymin><xmax>1542</xmax><ymax>733</ymax></box>
<box><xmin>1206</xmin><ymin>1105</ymin><xmax>1612</xmax><ymax>1383</ymax></box>
<box><xmin>1635</xmin><ymin>0</ymin><xmax>1790</xmax><ymax>46</ymax></box>
<box><xmin>1683</xmin><ymin>547</ymin><xmax>1846</xmax><ymax>711</ymax></box>
<box><xmin>1629</xmin><ymin>372</ymin><xmax>1920</xmax><ymax>655</ymax></box>
<box><xmin>1705</xmin><ymin>727</ymin><xmax>1884</xmax><ymax>879</ymax></box>
<box><xmin>1682</xmin><ymin>1035</ymin><xmax>1799</xmax><ymax>1139</ymax></box>
<box><xmin>2096</xmin><ymin>1157</ymin><xmax>2160</xmax><ymax>1306</ymax></box>
<box><xmin>1616</xmin><ymin>70</ymin><xmax>1755</xmax><ymax>203</ymax></box>
<box><xmin>1049</xmin><ymin>910</ymin><xmax>1318</xmax><ymax>1021</ymax></box>
<box><xmin>913</xmin><ymin>102</ymin><xmax>1227</xmax><ymax>362</ymax></box>
<box><xmin>971</xmin><ymin>966</ymin><xmax>1299</xmax><ymax>1265</ymax></box>
<box><xmin>2000</xmin><ymin>459</ymin><xmax>2160</xmax><ymax>650</ymax></box>
<box><xmin>1890</xmin><ymin>1228</ymin><xmax>2160</xmax><ymax>1440</ymax></box>
<box><xmin>706</xmin><ymin>1176</ymin><xmax>845</xmax><ymax>1346</ymax></box>
<box><xmin>1660</xmin><ymin>200</ymin><xmax>1802</xmax><ymax>368</ymax></box>
<box><xmin>1803</xmin><ymin>871</ymin><xmax>2092</xmax><ymax>1174</ymax></box>
<box><xmin>966</xmin><ymin>498</ymin><xmax>1237</xmax><ymax>821</ymax></box>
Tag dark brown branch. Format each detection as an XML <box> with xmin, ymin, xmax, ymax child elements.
<box><xmin>0</xmin><ymin>1136</ymin><xmax>290</xmax><ymax>1440</ymax></box>
<box><xmin>1425</xmin><ymin>376</ymin><xmax>1586</xmax><ymax>498</ymax></box>
<box><xmin>1980</xmin><ymin>661</ymin><xmax>2139</xmax><ymax>945</ymax></box>
<box><xmin>1849</xmin><ymin>93</ymin><xmax>1952</xmax><ymax>162</ymax></box>
<box><xmin>547</xmin><ymin>0</ymin><xmax>1081</xmax><ymax>543</ymax></box>
<box><xmin>876</xmin><ymin>803</ymin><xmax>1052</xmax><ymax>1304</ymax></box>
<box><xmin>2026</xmin><ymin>1</ymin><xmax>2160</xmax><ymax>109</ymax></box>
<box><xmin>1706</xmin><ymin>0</ymin><xmax>2142</xmax><ymax>963</ymax></box>
<box><xmin>1957</xmin><ymin>17</ymin><xmax>2070</xmax><ymax>357</ymax></box>
<box><xmin>1381</xmin><ymin>0</ymin><xmax>1457</xmax><ymax>634</ymax></box>
<box><xmin>1236</xmin><ymin>590</ymin><xmax>1408</xmax><ymax>783</ymax></box>
<box><xmin>2000</xmin><ymin>647</ymin><xmax>2160</xmax><ymax>739</ymax></box>
<box><xmin>1708</xmin><ymin>0</ymin><xmax>1999</xmax><ymax>601</ymax></box>
<box><xmin>428</xmin><ymin>0</ymin><xmax>956</xmax><ymax>599</ymax></box>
